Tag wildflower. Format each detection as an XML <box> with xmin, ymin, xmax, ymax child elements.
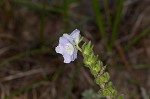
<box><xmin>55</xmin><ymin>29</ymin><xmax>80</xmax><ymax>63</ymax></box>
<box><xmin>70</xmin><ymin>29</ymin><xmax>80</xmax><ymax>45</ymax></box>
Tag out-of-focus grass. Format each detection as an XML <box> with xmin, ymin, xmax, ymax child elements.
<box><xmin>124</xmin><ymin>28</ymin><xmax>150</xmax><ymax>51</ymax></box>
<box><xmin>0</xmin><ymin>47</ymin><xmax>52</xmax><ymax>67</ymax></box>
<box><xmin>62</xmin><ymin>0</ymin><xmax>68</xmax><ymax>31</ymax></box>
<box><xmin>65</xmin><ymin>62</ymin><xmax>82</xmax><ymax>99</ymax></box>
<box><xmin>4</xmin><ymin>65</ymin><xmax>64</xmax><ymax>99</ymax></box>
<box><xmin>12</xmin><ymin>0</ymin><xmax>61</xmax><ymax>45</ymax></box>
<box><xmin>103</xmin><ymin>0</ymin><xmax>111</xmax><ymax>27</ymax></box>
<box><xmin>91</xmin><ymin>0</ymin><xmax>124</xmax><ymax>51</ymax></box>
<box><xmin>12</xmin><ymin>0</ymin><xmax>88</xmax><ymax>38</ymax></box>
<box><xmin>0</xmin><ymin>0</ymin><xmax>10</xmax><ymax>11</ymax></box>
<box><xmin>1</xmin><ymin>1</ymin><xmax>149</xmax><ymax>98</ymax></box>
<box><xmin>91</xmin><ymin>0</ymin><xmax>106</xmax><ymax>40</ymax></box>
<box><xmin>109</xmin><ymin>0</ymin><xmax>124</xmax><ymax>50</ymax></box>
<box><xmin>12</xmin><ymin>0</ymin><xmax>62</xmax><ymax>13</ymax></box>
<box><xmin>132</xmin><ymin>64</ymin><xmax>150</xmax><ymax>69</ymax></box>
<box><xmin>4</xmin><ymin>79</ymin><xmax>47</xmax><ymax>99</ymax></box>
<box><xmin>39</xmin><ymin>2</ymin><xmax>46</xmax><ymax>46</ymax></box>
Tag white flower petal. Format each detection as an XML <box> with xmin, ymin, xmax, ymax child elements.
<box><xmin>63</xmin><ymin>54</ymin><xmax>72</xmax><ymax>63</ymax></box>
<box><xmin>63</xmin><ymin>34</ymin><xmax>73</xmax><ymax>43</ymax></box>
<box><xmin>55</xmin><ymin>45</ymin><xmax>63</xmax><ymax>54</ymax></box>
<box><xmin>70</xmin><ymin>29</ymin><xmax>80</xmax><ymax>44</ymax></box>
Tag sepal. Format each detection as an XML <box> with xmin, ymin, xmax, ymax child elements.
<box><xmin>95</xmin><ymin>72</ymin><xmax>109</xmax><ymax>85</ymax></box>
<box><xmin>82</xmin><ymin>41</ymin><xmax>93</xmax><ymax>56</ymax></box>
<box><xmin>90</xmin><ymin>61</ymin><xmax>102</xmax><ymax>76</ymax></box>
<box><xmin>100</xmin><ymin>82</ymin><xmax>117</xmax><ymax>97</ymax></box>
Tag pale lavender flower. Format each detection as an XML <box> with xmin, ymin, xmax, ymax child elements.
<box><xmin>70</xmin><ymin>29</ymin><xmax>80</xmax><ymax>44</ymax></box>
<box><xmin>55</xmin><ymin>29</ymin><xmax>80</xmax><ymax>63</ymax></box>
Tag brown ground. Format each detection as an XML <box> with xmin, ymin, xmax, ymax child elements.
<box><xmin>0</xmin><ymin>0</ymin><xmax>150</xmax><ymax>99</ymax></box>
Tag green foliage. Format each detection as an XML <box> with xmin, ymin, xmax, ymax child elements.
<box><xmin>100</xmin><ymin>82</ymin><xmax>117</xmax><ymax>98</ymax></box>
<box><xmin>118</xmin><ymin>96</ymin><xmax>123</xmax><ymax>99</ymax></box>
<box><xmin>90</xmin><ymin>61</ymin><xmax>102</xmax><ymax>76</ymax></box>
<box><xmin>82</xmin><ymin>41</ymin><xmax>93</xmax><ymax>56</ymax></box>
<box><xmin>82</xmin><ymin>89</ymin><xmax>104</xmax><ymax>99</ymax></box>
<box><xmin>95</xmin><ymin>72</ymin><xmax>110</xmax><ymax>85</ymax></box>
<box><xmin>80</xmin><ymin>41</ymin><xmax>122</xmax><ymax>99</ymax></box>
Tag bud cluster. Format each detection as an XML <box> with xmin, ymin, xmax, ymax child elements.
<box><xmin>81</xmin><ymin>41</ymin><xmax>122</xmax><ymax>99</ymax></box>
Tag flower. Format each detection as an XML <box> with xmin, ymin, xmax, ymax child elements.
<box><xmin>70</xmin><ymin>29</ymin><xmax>80</xmax><ymax>44</ymax></box>
<box><xmin>55</xmin><ymin>29</ymin><xmax>80</xmax><ymax>63</ymax></box>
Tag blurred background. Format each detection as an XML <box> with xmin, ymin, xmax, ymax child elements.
<box><xmin>0</xmin><ymin>0</ymin><xmax>150</xmax><ymax>99</ymax></box>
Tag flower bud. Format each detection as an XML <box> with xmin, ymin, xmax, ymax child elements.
<box><xmin>95</xmin><ymin>72</ymin><xmax>109</xmax><ymax>85</ymax></box>
<box><xmin>100</xmin><ymin>82</ymin><xmax>117</xmax><ymax>97</ymax></box>
<box><xmin>82</xmin><ymin>42</ymin><xmax>93</xmax><ymax>56</ymax></box>
<box><xmin>90</xmin><ymin>61</ymin><xmax>101</xmax><ymax>76</ymax></box>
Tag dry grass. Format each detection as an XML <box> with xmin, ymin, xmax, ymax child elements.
<box><xmin>0</xmin><ymin>0</ymin><xmax>150</xmax><ymax>99</ymax></box>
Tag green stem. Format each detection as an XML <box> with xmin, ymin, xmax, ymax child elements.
<box><xmin>80</xmin><ymin>41</ymin><xmax>121</xmax><ymax>99</ymax></box>
<box><xmin>76</xmin><ymin>45</ymin><xmax>82</xmax><ymax>52</ymax></box>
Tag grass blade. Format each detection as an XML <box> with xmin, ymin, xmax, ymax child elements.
<box><xmin>62</xmin><ymin>0</ymin><xmax>68</xmax><ymax>31</ymax></box>
<box><xmin>39</xmin><ymin>2</ymin><xmax>46</xmax><ymax>46</ymax></box>
<box><xmin>12</xmin><ymin>0</ymin><xmax>62</xmax><ymax>13</ymax></box>
<box><xmin>124</xmin><ymin>28</ymin><xmax>150</xmax><ymax>51</ymax></box>
<box><xmin>91</xmin><ymin>0</ymin><xmax>106</xmax><ymax>40</ymax></box>
<box><xmin>103</xmin><ymin>0</ymin><xmax>111</xmax><ymax>27</ymax></box>
<box><xmin>0</xmin><ymin>47</ymin><xmax>51</xmax><ymax>67</ymax></box>
<box><xmin>109</xmin><ymin>0</ymin><xmax>124</xmax><ymax>49</ymax></box>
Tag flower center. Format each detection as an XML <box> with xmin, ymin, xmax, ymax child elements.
<box><xmin>65</xmin><ymin>43</ymin><xmax>74</xmax><ymax>55</ymax></box>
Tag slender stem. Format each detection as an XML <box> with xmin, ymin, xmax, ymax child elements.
<box><xmin>76</xmin><ymin>45</ymin><xmax>82</xmax><ymax>52</ymax></box>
